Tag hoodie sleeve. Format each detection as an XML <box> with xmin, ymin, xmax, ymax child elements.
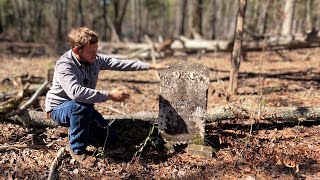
<box><xmin>96</xmin><ymin>53</ymin><xmax>150</xmax><ymax>71</ymax></box>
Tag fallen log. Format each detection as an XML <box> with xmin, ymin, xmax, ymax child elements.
<box><xmin>7</xmin><ymin>111</ymin><xmax>158</xmax><ymax>128</ymax></box>
<box><xmin>98</xmin><ymin>33</ymin><xmax>320</xmax><ymax>59</ymax></box>
<box><xmin>170</xmin><ymin>36</ymin><xmax>232</xmax><ymax>51</ymax></box>
<box><xmin>207</xmin><ymin>106</ymin><xmax>320</xmax><ymax>122</ymax></box>
<box><xmin>0</xmin><ymin>144</ymin><xmax>48</xmax><ymax>152</ymax></box>
<box><xmin>6</xmin><ymin>106</ymin><xmax>320</xmax><ymax>128</ymax></box>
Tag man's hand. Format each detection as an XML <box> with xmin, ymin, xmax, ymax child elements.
<box><xmin>149</xmin><ymin>63</ymin><xmax>170</xmax><ymax>70</ymax></box>
<box><xmin>109</xmin><ymin>88</ymin><xmax>130</xmax><ymax>102</ymax></box>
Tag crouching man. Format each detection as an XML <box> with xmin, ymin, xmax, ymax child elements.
<box><xmin>45</xmin><ymin>27</ymin><xmax>168</xmax><ymax>167</ymax></box>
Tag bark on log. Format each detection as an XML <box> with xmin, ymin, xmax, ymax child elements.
<box><xmin>207</xmin><ymin>106</ymin><xmax>320</xmax><ymax>122</ymax></box>
<box><xmin>6</xmin><ymin>106</ymin><xmax>320</xmax><ymax>128</ymax></box>
<box><xmin>7</xmin><ymin>111</ymin><xmax>159</xmax><ymax>128</ymax></box>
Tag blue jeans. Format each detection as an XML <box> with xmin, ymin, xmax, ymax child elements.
<box><xmin>50</xmin><ymin>100</ymin><xmax>118</xmax><ymax>155</ymax></box>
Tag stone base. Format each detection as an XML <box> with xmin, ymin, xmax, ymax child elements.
<box><xmin>164</xmin><ymin>141</ymin><xmax>213</xmax><ymax>158</ymax></box>
<box><xmin>186</xmin><ymin>144</ymin><xmax>213</xmax><ymax>158</ymax></box>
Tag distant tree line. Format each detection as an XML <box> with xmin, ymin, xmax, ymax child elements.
<box><xmin>0</xmin><ymin>0</ymin><xmax>319</xmax><ymax>45</ymax></box>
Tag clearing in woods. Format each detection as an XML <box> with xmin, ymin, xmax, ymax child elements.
<box><xmin>0</xmin><ymin>48</ymin><xmax>320</xmax><ymax>179</ymax></box>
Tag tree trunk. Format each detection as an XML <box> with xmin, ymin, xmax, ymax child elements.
<box><xmin>35</xmin><ymin>1</ymin><xmax>43</xmax><ymax>39</ymax></box>
<box><xmin>78</xmin><ymin>0</ymin><xmax>84</xmax><ymax>26</ymax></box>
<box><xmin>130</xmin><ymin>0</ymin><xmax>136</xmax><ymax>40</ymax></box>
<box><xmin>192</xmin><ymin>0</ymin><xmax>203</xmax><ymax>37</ymax></box>
<box><xmin>229</xmin><ymin>0</ymin><xmax>247</xmax><ymax>96</ymax></box>
<box><xmin>209</xmin><ymin>0</ymin><xmax>217</xmax><ymax>39</ymax></box>
<box><xmin>136</xmin><ymin>0</ymin><xmax>142</xmax><ymax>42</ymax></box>
<box><xmin>0</xmin><ymin>5</ymin><xmax>3</xmax><ymax>34</ymax></box>
<box><xmin>106</xmin><ymin>16</ymin><xmax>120</xmax><ymax>43</ymax></box>
<box><xmin>56</xmin><ymin>0</ymin><xmax>63</xmax><ymax>41</ymax></box>
<box><xmin>62</xmin><ymin>0</ymin><xmax>68</xmax><ymax>34</ymax></box>
<box><xmin>186</xmin><ymin>0</ymin><xmax>194</xmax><ymax>38</ymax></box>
<box><xmin>180</xmin><ymin>0</ymin><xmax>188</xmax><ymax>36</ymax></box>
<box><xmin>258</xmin><ymin>0</ymin><xmax>270</xmax><ymax>34</ymax></box>
<box><xmin>12</xmin><ymin>0</ymin><xmax>24</xmax><ymax>41</ymax></box>
<box><xmin>304</xmin><ymin>0</ymin><xmax>312</xmax><ymax>32</ymax></box>
<box><xmin>113</xmin><ymin>0</ymin><xmax>129</xmax><ymax>40</ymax></box>
<box><xmin>161</xmin><ymin>1</ymin><xmax>168</xmax><ymax>38</ymax></box>
<box><xmin>102</xmin><ymin>0</ymin><xmax>108</xmax><ymax>41</ymax></box>
<box><xmin>174</xmin><ymin>1</ymin><xmax>181</xmax><ymax>37</ymax></box>
<box><xmin>281</xmin><ymin>0</ymin><xmax>296</xmax><ymax>36</ymax></box>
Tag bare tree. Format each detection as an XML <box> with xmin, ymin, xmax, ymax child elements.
<box><xmin>209</xmin><ymin>0</ymin><xmax>217</xmax><ymax>39</ymax></box>
<box><xmin>11</xmin><ymin>0</ymin><xmax>24</xmax><ymax>41</ymax></box>
<box><xmin>304</xmin><ymin>0</ymin><xmax>312</xmax><ymax>32</ymax></box>
<box><xmin>113</xmin><ymin>0</ymin><xmax>129</xmax><ymax>39</ymax></box>
<box><xmin>78</xmin><ymin>0</ymin><xmax>84</xmax><ymax>26</ymax></box>
<box><xmin>161</xmin><ymin>1</ymin><xmax>168</xmax><ymax>38</ymax></box>
<box><xmin>136</xmin><ymin>0</ymin><xmax>142</xmax><ymax>42</ymax></box>
<box><xmin>186</xmin><ymin>0</ymin><xmax>194</xmax><ymax>38</ymax></box>
<box><xmin>56</xmin><ymin>0</ymin><xmax>63</xmax><ymax>41</ymax></box>
<box><xmin>192</xmin><ymin>0</ymin><xmax>204</xmax><ymax>37</ymax></box>
<box><xmin>179</xmin><ymin>0</ymin><xmax>188</xmax><ymax>36</ymax></box>
<box><xmin>281</xmin><ymin>0</ymin><xmax>296</xmax><ymax>36</ymax></box>
<box><xmin>258</xmin><ymin>0</ymin><xmax>270</xmax><ymax>34</ymax></box>
<box><xmin>0</xmin><ymin>6</ymin><xmax>3</xmax><ymax>34</ymax></box>
<box><xmin>229</xmin><ymin>0</ymin><xmax>247</xmax><ymax>96</ymax></box>
<box><xmin>101</xmin><ymin>0</ymin><xmax>108</xmax><ymax>41</ymax></box>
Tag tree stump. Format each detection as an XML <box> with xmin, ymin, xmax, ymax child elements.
<box><xmin>158</xmin><ymin>61</ymin><xmax>211</xmax><ymax>156</ymax></box>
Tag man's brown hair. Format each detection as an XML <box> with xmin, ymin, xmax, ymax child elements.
<box><xmin>68</xmin><ymin>27</ymin><xmax>99</xmax><ymax>49</ymax></box>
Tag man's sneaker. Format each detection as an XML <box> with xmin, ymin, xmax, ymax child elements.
<box><xmin>67</xmin><ymin>147</ymin><xmax>96</xmax><ymax>167</ymax></box>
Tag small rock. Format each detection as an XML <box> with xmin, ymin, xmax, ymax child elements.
<box><xmin>72</xmin><ymin>169</ymin><xmax>79</xmax><ymax>174</ymax></box>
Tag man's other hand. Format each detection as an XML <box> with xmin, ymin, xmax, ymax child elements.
<box><xmin>109</xmin><ymin>88</ymin><xmax>130</xmax><ymax>102</ymax></box>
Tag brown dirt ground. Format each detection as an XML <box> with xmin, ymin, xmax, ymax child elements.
<box><xmin>1</xmin><ymin>48</ymin><xmax>320</xmax><ymax>179</ymax></box>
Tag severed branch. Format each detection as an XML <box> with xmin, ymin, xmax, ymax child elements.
<box><xmin>3</xmin><ymin>80</ymin><xmax>49</xmax><ymax>126</ymax></box>
<box><xmin>48</xmin><ymin>147</ymin><xmax>67</xmax><ymax>180</ymax></box>
<box><xmin>0</xmin><ymin>139</ymin><xmax>68</xmax><ymax>153</ymax></box>
<box><xmin>0</xmin><ymin>144</ymin><xmax>48</xmax><ymax>152</ymax></box>
<box><xmin>1</xmin><ymin>69</ymin><xmax>53</xmax><ymax>126</ymax></box>
<box><xmin>0</xmin><ymin>77</ymin><xmax>28</xmax><ymax>118</ymax></box>
<box><xmin>19</xmin><ymin>80</ymin><xmax>49</xmax><ymax>110</ymax></box>
<box><xmin>108</xmin><ymin>106</ymin><xmax>127</xmax><ymax>115</ymax></box>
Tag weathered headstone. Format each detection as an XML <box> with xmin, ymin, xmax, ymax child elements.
<box><xmin>158</xmin><ymin>61</ymin><xmax>212</xmax><ymax>157</ymax></box>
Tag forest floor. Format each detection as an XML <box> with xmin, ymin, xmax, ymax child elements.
<box><xmin>1</xmin><ymin>48</ymin><xmax>320</xmax><ymax>179</ymax></box>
